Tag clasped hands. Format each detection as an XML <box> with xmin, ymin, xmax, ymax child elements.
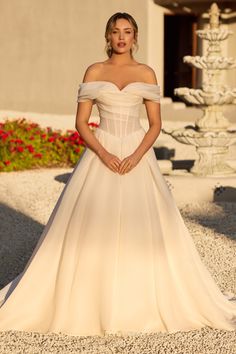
<box><xmin>99</xmin><ymin>150</ymin><xmax>142</xmax><ymax>174</ymax></box>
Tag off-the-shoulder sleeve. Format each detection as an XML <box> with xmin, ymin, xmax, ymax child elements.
<box><xmin>77</xmin><ymin>83</ymin><xmax>97</xmax><ymax>103</ymax></box>
<box><xmin>141</xmin><ymin>84</ymin><xmax>161</xmax><ymax>103</ymax></box>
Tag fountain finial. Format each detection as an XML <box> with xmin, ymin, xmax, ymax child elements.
<box><xmin>163</xmin><ymin>2</ymin><xmax>236</xmax><ymax>176</ymax></box>
<box><xmin>209</xmin><ymin>3</ymin><xmax>220</xmax><ymax>29</ymax></box>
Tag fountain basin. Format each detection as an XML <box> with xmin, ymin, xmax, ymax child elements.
<box><xmin>196</xmin><ymin>28</ymin><xmax>233</xmax><ymax>41</ymax></box>
<box><xmin>174</xmin><ymin>87</ymin><xmax>236</xmax><ymax>105</ymax></box>
<box><xmin>183</xmin><ymin>55</ymin><xmax>236</xmax><ymax>70</ymax></box>
<box><xmin>163</xmin><ymin>127</ymin><xmax>236</xmax><ymax>146</ymax></box>
<box><xmin>163</xmin><ymin>127</ymin><xmax>236</xmax><ymax>176</ymax></box>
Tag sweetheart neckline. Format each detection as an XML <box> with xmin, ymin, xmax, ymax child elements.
<box><xmin>79</xmin><ymin>81</ymin><xmax>160</xmax><ymax>92</ymax></box>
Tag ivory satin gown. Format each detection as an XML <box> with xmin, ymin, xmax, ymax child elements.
<box><xmin>0</xmin><ymin>81</ymin><xmax>235</xmax><ymax>336</ymax></box>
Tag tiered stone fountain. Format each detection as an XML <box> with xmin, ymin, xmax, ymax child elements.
<box><xmin>163</xmin><ymin>2</ymin><xmax>236</xmax><ymax>176</ymax></box>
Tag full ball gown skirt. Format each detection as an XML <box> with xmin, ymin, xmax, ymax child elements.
<box><xmin>0</xmin><ymin>81</ymin><xmax>235</xmax><ymax>337</ymax></box>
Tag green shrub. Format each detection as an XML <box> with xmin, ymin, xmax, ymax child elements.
<box><xmin>0</xmin><ymin>118</ymin><xmax>98</xmax><ymax>172</ymax></box>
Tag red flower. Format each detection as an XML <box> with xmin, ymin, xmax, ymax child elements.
<box><xmin>4</xmin><ymin>160</ymin><xmax>11</xmax><ymax>166</ymax></box>
<box><xmin>88</xmin><ymin>122</ymin><xmax>99</xmax><ymax>127</ymax></box>
<box><xmin>41</xmin><ymin>134</ymin><xmax>47</xmax><ymax>139</ymax></box>
<box><xmin>70</xmin><ymin>136</ymin><xmax>78</xmax><ymax>142</ymax></box>
<box><xmin>16</xmin><ymin>146</ymin><xmax>24</xmax><ymax>152</ymax></box>
<box><xmin>72</xmin><ymin>132</ymin><xmax>79</xmax><ymax>136</ymax></box>
<box><xmin>34</xmin><ymin>153</ymin><xmax>43</xmax><ymax>158</ymax></box>
<box><xmin>77</xmin><ymin>138</ymin><xmax>84</xmax><ymax>145</ymax></box>
<box><xmin>48</xmin><ymin>137</ymin><xmax>55</xmax><ymax>142</ymax></box>
<box><xmin>1</xmin><ymin>133</ymin><xmax>9</xmax><ymax>140</ymax></box>
<box><xmin>68</xmin><ymin>132</ymin><xmax>79</xmax><ymax>142</ymax></box>
<box><xmin>29</xmin><ymin>136</ymin><xmax>35</xmax><ymax>140</ymax></box>
<box><xmin>26</xmin><ymin>145</ymin><xmax>34</xmax><ymax>153</ymax></box>
<box><xmin>15</xmin><ymin>139</ymin><xmax>24</xmax><ymax>144</ymax></box>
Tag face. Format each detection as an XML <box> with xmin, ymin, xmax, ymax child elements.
<box><xmin>109</xmin><ymin>18</ymin><xmax>135</xmax><ymax>54</ymax></box>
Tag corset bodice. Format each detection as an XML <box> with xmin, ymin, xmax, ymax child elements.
<box><xmin>77</xmin><ymin>81</ymin><xmax>161</xmax><ymax>137</ymax></box>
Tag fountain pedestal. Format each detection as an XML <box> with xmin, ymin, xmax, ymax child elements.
<box><xmin>163</xmin><ymin>2</ymin><xmax>236</xmax><ymax>176</ymax></box>
<box><xmin>193</xmin><ymin>145</ymin><xmax>233</xmax><ymax>175</ymax></box>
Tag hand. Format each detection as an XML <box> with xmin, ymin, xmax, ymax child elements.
<box><xmin>119</xmin><ymin>152</ymin><xmax>142</xmax><ymax>175</ymax></box>
<box><xmin>98</xmin><ymin>150</ymin><xmax>122</xmax><ymax>173</ymax></box>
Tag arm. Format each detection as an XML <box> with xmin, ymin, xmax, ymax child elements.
<box><xmin>75</xmin><ymin>64</ymin><xmax>121</xmax><ymax>173</ymax></box>
<box><xmin>133</xmin><ymin>98</ymin><xmax>161</xmax><ymax>159</ymax></box>
<box><xmin>75</xmin><ymin>64</ymin><xmax>107</xmax><ymax>159</ymax></box>
<box><xmin>119</xmin><ymin>66</ymin><xmax>162</xmax><ymax>174</ymax></box>
<box><xmin>75</xmin><ymin>102</ymin><xmax>107</xmax><ymax>159</ymax></box>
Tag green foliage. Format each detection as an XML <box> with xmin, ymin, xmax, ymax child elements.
<box><xmin>0</xmin><ymin>118</ymin><xmax>98</xmax><ymax>172</ymax></box>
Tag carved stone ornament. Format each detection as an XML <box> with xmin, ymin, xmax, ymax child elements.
<box><xmin>163</xmin><ymin>2</ymin><xmax>236</xmax><ymax>176</ymax></box>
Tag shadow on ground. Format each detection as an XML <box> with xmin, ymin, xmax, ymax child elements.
<box><xmin>213</xmin><ymin>186</ymin><xmax>236</xmax><ymax>203</ymax></box>
<box><xmin>54</xmin><ymin>172</ymin><xmax>71</xmax><ymax>184</ymax></box>
<box><xmin>181</xmin><ymin>201</ymin><xmax>236</xmax><ymax>242</ymax></box>
<box><xmin>0</xmin><ymin>203</ymin><xmax>44</xmax><ymax>288</ymax></box>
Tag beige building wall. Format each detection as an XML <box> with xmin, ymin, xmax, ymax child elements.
<box><xmin>147</xmin><ymin>1</ymin><xmax>169</xmax><ymax>89</ymax></box>
<box><xmin>0</xmin><ymin>0</ymin><xmax>235</xmax><ymax>117</ymax></box>
<box><xmin>0</xmin><ymin>0</ymin><xmax>165</xmax><ymax>116</ymax></box>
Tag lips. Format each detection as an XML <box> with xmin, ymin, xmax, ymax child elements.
<box><xmin>118</xmin><ymin>42</ymin><xmax>126</xmax><ymax>47</ymax></box>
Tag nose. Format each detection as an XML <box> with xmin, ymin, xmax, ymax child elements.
<box><xmin>119</xmin><ymin>32</ymin><xmax>124</xmax><ymax>40</ymax></box>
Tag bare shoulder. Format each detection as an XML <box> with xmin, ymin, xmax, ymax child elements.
<box><xmin>138</xmin><ymin>63</ymin><xmax>158</xmax><ymax>85</ymax></box>
<box><xmin>82</xmin><ymin>62</ymin><xmax>104</xmax><ymax>82</ymax></box>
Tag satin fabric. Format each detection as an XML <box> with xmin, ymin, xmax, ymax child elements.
<box><xmin>0</xmin><ymin>81</ymin><xmax>235</xmax><ymax>336</ymax></box>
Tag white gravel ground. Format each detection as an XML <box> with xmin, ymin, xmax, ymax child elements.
<box><xmin>0</xmin><ymin>168</ymin><xmax>235</xmax><ymax>354</ymax></box>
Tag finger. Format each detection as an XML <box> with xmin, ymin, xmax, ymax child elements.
<box><xmin>120</xmin><ymin>163</ymin><xmax>130</xmax><ymax>174</ymax></box>
<box><xmin>125</xmin><ymin>164</ymin><xmax>133</xmax><ymax>174</ymax></box>
<box><xmin>114</xmin><ymin>160</ymin><xmax>120</xmax><ymax>168</ymax></box>
<box><xmin>121</xmin><ymin>160</ymin><xmax>131</xmax><ymax>172</ymax></box>
<box><xmin>116</xmin><ymin>158</ymin><xmax>122</xmax><ymax>164</ymax></box>
<box><xmin>113</xmin><ymin>162</ymin><xmax>120</xmax><ymax>171</ymax></box>
<box><xmin>124</xmin><ymin>166</ymin><xmax>131</xmax><ymax>174</ymax></box>
<box><xmin>113</xmin><ymin>160</ymin><xmax>121</xmax><ymax>169</ymax></box>
<box><xmin>110</xmin><ymin>165</ymin><xmax>117</xmax><ymax>173</ymax></box>
<box><xmin>119</xmin><ymin>158</ymin><xmax>127</xmax><ymax>166</ymax></box>
<box><xmin>119</xmin><ymin>164</ymin><xmax>126</xmax><ymax>174</ymax></box>
<box><xmin>113</xmin><ymin>157</ymin><xmax>121</xmax><ymax>165</ymax></box>
<box><xmin>119</xmin><ymin>160</ymin><xmax>128</xmax><ymax>173</ymax></box>
<box><xmin>121</xmin><ymin>165</ymin><xmax>129</xmax><ymax>174</ymax></box>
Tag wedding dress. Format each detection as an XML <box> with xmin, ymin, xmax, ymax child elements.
<box><xmin>0</xmin><ymin>81</ymin><xmax>235</xmax><ymax>337</ymax></box>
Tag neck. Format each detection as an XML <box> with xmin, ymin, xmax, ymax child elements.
<box><xmin>109</xmin><ymin>51</ymin><xmax>134</xmax><ymax>66</ymax></box>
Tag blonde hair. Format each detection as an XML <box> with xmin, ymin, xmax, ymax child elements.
<box><xmin>104</xmin><ymin>12</ymin><xmax>139</xmax><ymax>58</ymax></box>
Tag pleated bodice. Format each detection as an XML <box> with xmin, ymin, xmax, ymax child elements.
<box><xmin>77</xmin><ymin>81</ymin><xmax>161</xmax><ymax>137</ymax></box>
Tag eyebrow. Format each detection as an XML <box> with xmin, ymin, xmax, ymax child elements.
<box><xmin>113</xmin><ymin>27</ymin><xmax>132</xmax><ymax>30</ymax></box>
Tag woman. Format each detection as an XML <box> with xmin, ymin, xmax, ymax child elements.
<box><xmin>0</xmin><ymin>12</ymin><xmax>235</xmax><ymax>337</ymax></box>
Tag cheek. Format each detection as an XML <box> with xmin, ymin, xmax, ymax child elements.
<box><xmin>110</xmin><ymin>35</ymin><xmax>118</xmax><ymax>42</ymax></box>
<box><xmin>127</xmin><ymin>36</ymin><xmax>134</xmax><ymax>44</ymax></box>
